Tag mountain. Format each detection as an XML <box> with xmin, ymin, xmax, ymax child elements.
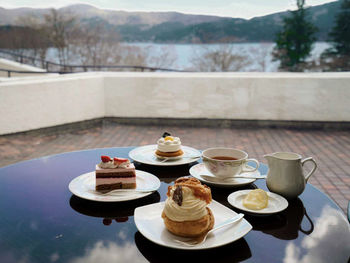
<box><xmin>114</xmin><ymin>1</ymin><xmax>341</xmax><ymax>43</ymax></box>
<box><xmin>247</xmin><ymin>1</ymin><xmax>341</xmax><ymax>41</ymax></box>
<box><xmin>0</xmin><ymin>2</ymin><xmax>341</xmax><ymax>43</ymax></box>
<box><xmin>0</xmin><ymin>4</ymin><xmax>230</xmax><ymax>26</ymax></box>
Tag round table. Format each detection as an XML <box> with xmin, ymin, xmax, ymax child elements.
<box><xmin>0</xmin><ymin>147</ymin><xmax>349</xmax><ymax>263</ymax></box>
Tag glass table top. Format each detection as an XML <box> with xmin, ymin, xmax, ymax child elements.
<box><xmin>0</xmin><ymin>147</ymin><xmax>349</xmax><ymax>263</ymax></box>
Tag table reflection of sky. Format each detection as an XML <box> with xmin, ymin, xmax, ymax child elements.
<box><xmin>68</xmin><ymin>240</ymin><xmax>145</xmax><ymax>263</ymax></box>
<box><xmin>0</xmin><ymin>207</ymin><xmax>140</xmax><ymax>263</ymax></box>
<box><xmin>283</xmin><ymin>205</ymin><xmax>350</xmax><ymax>263</ymax></box>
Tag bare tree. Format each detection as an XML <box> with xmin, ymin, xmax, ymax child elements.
<box><xmin>15</xmin><ymin>15</ymin><xmax>50</xmax><ymax>68</ymax></box>
<box><xmin>248</xmin><ymin>43</ymin><xmax>273</xmax><ymax>72</ymax></box>
<box><xmin>112</xmin><ymin>45</ymin><xmax>149</xmax><ymax>71</ymax></box>
<box><xmin>44</xmin><ymin>9</ymin><xmax>77</xmax><ymax>68</ymax></box>
<box><xmin>148</xmin><ymin>45</ymin><xmax>177</xmax><ymax>69</ymax></box>
<box><xmin>4</xmin><ymin>9</ymin><xmax>178</xmax><ymax>72</ymax></box>
<box><xmin>70</xmin><ymin>23</ymin><xmax>120</xmax><ymax>69</ymax></box>
<box><xmin>190</xmin><ymin>44</ymin><xmax>252</xmax><ymax>72</ymax></box>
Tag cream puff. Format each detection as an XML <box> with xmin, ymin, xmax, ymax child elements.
<box><xmin>162</xmin><ymin>177</ymin><xmax>214</xmax><ymax>237</ymax></box>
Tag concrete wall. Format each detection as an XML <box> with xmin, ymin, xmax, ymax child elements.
<box><xmin>104</xmin><ymin>72</ymin><xmax>350</xmax><ymax>121</ymax></box>
<box><xmin>0</xmin><ymin>74</ymin><xmax>105</xmax><ymax>134</ymax></box>
<box><xmin>1</xmin><ymin>72</ymin><xmax>349</xmax><ymax>135</ymax></box>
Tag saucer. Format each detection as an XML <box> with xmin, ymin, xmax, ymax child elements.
<box><xmin>129</xmin><ymin>145</ymin><xmax>201</xmax><ymax>166</ymax></box>
<box><xmin>134</xmin><ymin>200</ymin><xmax>252</xmax><ymax>250</ymax></box>
<box><xmin>189</xmin><ymin>163</ymin><xmax>258</xmax><ymax>188</ymax></box>
<box><xmin>227</xmin><ymin>190</ymin><xmax>288</xmax><ymax>215</ymax></box>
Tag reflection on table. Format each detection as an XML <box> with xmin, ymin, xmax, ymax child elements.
<box><xmin>70</xmin><ymin>192</ymin><xmax>161</xmax><ymax>225</ymax></box>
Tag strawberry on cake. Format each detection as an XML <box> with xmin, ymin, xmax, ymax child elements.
<box><xmin>95</xmin><ymin>155</ymin><xmax>136</xmax><ymax>191</ymax></box>
<box><xmin>155</xmin><ymin>132</ymin><xmax>184</xmax><ymax>158</ymax></box>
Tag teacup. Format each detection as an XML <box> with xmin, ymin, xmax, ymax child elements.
<box><xmin>202</xmin><ymin>148</ymin><xmax>259</xmax><ymax>178</ymax></box>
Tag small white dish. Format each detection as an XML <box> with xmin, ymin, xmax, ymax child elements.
<box><xmin>129</xmin><ymin>145</ymin><xmax>201</xmax><ymax>166</ymax></box>
<box><xmin>190</xmin><ymin>163</ymin><xmax>258</xmax><ymax>188</ymax></box>
<box><xmin>68</xmin><ymin>170</ymin><xmax>160</xmax><ymax>202</ymax></box>
<box><xmin>227</xmin><ymin>190</ymin><xmax>288</xmax><ymax>215</ymax></box>
<box><xmin>134</xmin><ymin>200</ymin><xmax>252</xmax><ymax>250</ymax></box>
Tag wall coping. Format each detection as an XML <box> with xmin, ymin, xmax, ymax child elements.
<box><xmin>2</xmin><ymin>71</ymin><xmax>350</xmax><ymax>85</ymax></box>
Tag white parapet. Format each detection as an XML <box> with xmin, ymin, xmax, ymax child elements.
<box><xmin>0</xmin><ymin>73</ymin><xmax>105</xmax><ymax>134</ymax></box>
<box><xmin>0</xmin><ymin>72</ymin><xmax>349</xmax><ymax>135</ymax></box>
<box><xmin>104</xmin><ymin>72</ymin><xmax>350</xmax><ymax>121</ymax></box>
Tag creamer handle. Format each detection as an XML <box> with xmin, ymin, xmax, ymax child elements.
<box><xmin>301</xmin><ymin>157</ymin><xmax>317</xmax><ymax>182</ymax></box>
<box><xmin>242</xmin><ymin>159</ymin><xmax>259</xmax><ymax>173</ymax></box>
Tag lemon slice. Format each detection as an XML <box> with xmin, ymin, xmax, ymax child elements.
<box><xmin>243</xmin><ymin>189</ymin><xmax>268</xmax><ymax>210</ymax></box>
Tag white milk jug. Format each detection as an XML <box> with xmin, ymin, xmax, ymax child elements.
<box><xmin>264</xmin><ymin>152</ymin><xmax>317</xmax><ymax>199</ymax></box>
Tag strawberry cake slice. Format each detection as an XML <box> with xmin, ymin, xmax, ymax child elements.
<box><xmin>95</xmin><ymin>156</ymin><xmax>136</xmax><ymax>191</ymax></box>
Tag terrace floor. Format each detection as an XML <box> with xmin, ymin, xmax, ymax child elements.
<box><xmin>0</xmin><ymin>120</ymin><xmax>349</xmax><ymax>214</ymax></box>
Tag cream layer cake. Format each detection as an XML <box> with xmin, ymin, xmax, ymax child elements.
<box><xmin>95</xmin><ymin>156</ymin><xmax>136</xmax><ymax>191</ymax></box>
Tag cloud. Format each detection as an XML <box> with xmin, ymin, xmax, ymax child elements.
<box><xmin>117</xmin><ymin>230</ymin><xmax>127</xmax><ymax>240</ymax></box>
<box><xmin>283</xmin><ymin>205</ymin><xmax>350</xmax><ymax>263</ymax></box>
<box><xmin>69</xmin><ymin>240</ymin><xmax>145</xmax><ymax>263</ymax></box>
<box><xmin>50</xmin><ymin>253</ymin><xmax>60</xmax><ymax>262</ymax></box>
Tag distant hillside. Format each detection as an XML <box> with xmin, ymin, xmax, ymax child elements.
<box><xmin>0</xmin><ymin>4</ymin><xmax>229</xmax><ymax>26</ymax></box>
<box><xmin>248</xmin><ymin>1</ymin><xmax>341</xmax><ymax>41</ymax></box>
<box><xmin>114</xmin><ymin>1</ymin><xmax>340</xmax><ymax>43</ymax></box>
<box><xmin>0</xmin><ymin>1</ymin><xmax>341</xmax><ymax>43</ymax></box>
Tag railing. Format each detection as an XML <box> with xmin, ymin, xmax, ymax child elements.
<box><xmin>0</xmin><ymin>66</ymin><xmax>187</xmax><ymax>77</ymax></box>
<box><xmin>0</xmin><ymin>49</ymin><xmax>187</xmax><ymax>77</ymax></box>
<box><xmin>0</xmin><ymin>68</ymin><xmax>61</xmax><ymax>77</ymax></box>
<box><xmin>0</xmin><ymin>49</ymin><xmax>44</xmax><ymax>65</ymax></box>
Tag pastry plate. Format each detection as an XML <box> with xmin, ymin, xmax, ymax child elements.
<box><xmin>68</xmin><ymin>170</ymin><xmax>160</xmax><ymax>202</ymax></box>
<box><xmin>134</xmin><ymin>200</ymin><xmax>252</xmax><ymax>250</ymax></box>
<box><xmin>190</xmin><ymin>163</ymin><xmax>259</xmax><ymax>188</ymax></box>
<box><xmin>227</xmin><ymin>190</ymin><xmax>288</xmax><ymax>215</ymax></box>
<box><xmin>154</xmin><ymin>153</ymin><xmax>183</xmax><ymax>160</ymax></box>
<box><xmin>129</xmin><ymin>145</ymin><xmax>201</xmax><ymax>166</ymax></box>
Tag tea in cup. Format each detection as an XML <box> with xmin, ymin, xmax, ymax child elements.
<box><xmin>202</xmin><ymin>148</ymin><xmax>259</xmax><ymax>178</ymax></box>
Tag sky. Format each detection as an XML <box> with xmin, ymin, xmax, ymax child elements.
<box><xmin>0</xmin><ymin>0</ymin><xmax>338</xmax><ymax>19</ymax></box>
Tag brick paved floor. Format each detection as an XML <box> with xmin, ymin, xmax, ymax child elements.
<box><xmin>0</xmin><ymin>120</ymin><xmax>349</xmax><ymax>214</ymax></box>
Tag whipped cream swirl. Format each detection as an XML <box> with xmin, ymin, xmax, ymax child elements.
<box><xmin>163</xmin><ymin>186</ymin><xmax>208</xmax><ymax>222</ymax></box>
<box><xmin>98</xmin><ymin>159</ymin><xmax>130</xmax><ymax>169</ymax></box>
<box><xmin>157</xmin><ymin>136</ymin><xmax>181</xmax><ymax>152</ymax></box>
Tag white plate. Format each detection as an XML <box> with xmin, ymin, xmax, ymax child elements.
<box><xmin>134</xmin><ymin>200</ymin><xmax>252</xmax><ymax>250</ymax></box>
<box><xmin>68</xmin><ymin>170</ymin><xmax>160</xmax><ymax>202</ymax></box>
<box><xmin>227</xmin><ymin>190</ymin><xmax>288</xmax><ymax>215</ymax></box>
<box><xmin>189</xmin><ymin>163</ymin><xmax>258</xmax><ymax>188</ymax></box>
<box><xmin>129</xmin><ymin>145</ymin><xmax>201</xmax><ymax>166</ymax></box>
<box><xmin>154</xmin><ymin>153</ymin><xmax>182</xmax><ymax>160</ymax></box>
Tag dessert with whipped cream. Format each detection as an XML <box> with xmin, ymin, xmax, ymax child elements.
<box><xmin>95</xmin><ymin>155</ymin><xmax>136</xmax><ymax>191</ymax></box>
<box><xmin>243</xmin><ymin>189</ymin><xmax>268</xmax><ymax>210</ymax></box>
<box><xmin>162</xmin><ymin>177</ymin><xmax>214</xmax><ymax>237</ymax></box>
<box><xmin>155</xmin><ymin>132</ymin><xmax>184</xmax><ymax>158</ymax></box>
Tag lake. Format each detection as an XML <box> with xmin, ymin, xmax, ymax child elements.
<box><xmin>127</xmin><ymin>42</ymin><xmax>331</xmax><ymax>72</ymax></box>
<box><xmin>42</xmin><ymin>42</ymin><xmax>331</xmax><ymax>72</ymax></box>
